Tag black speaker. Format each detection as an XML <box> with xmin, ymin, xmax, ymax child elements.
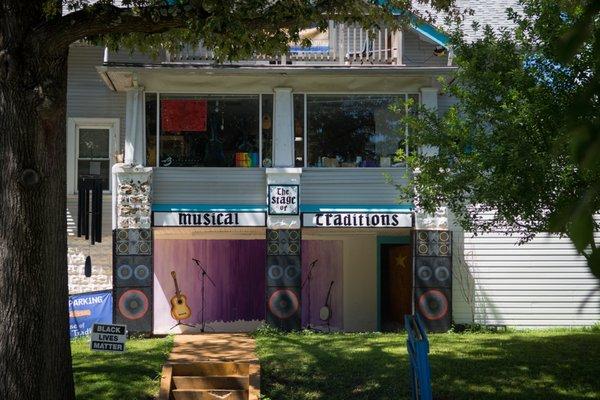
<box><xmin>414</xmin><ymin>230</ymin><xmax>451</xmax><ymax>257</ymax></box>
<box><xmin>114</xmin><ymin>255</ymin><xmax>153</xmax><ymax>287</ymax></box>
<box><xmin>415</xmin><ymin>257</ymin><xmax>452</xmax><ymax>288</ymax></box>
<box><xmin>114</xmin><ymin>287</ymin><xmax>153</xmax><ymax>333</ymax></box>
<box><xmin>267</xmin><ymin>229</ymin><xmax>301</xmax><ymax>256</ymax></box>
<box><xmin>267</xmin><ymin>256</ymin><xmax>301</xmax><ymax>287</ymax></box>
<box><xmin>114</xmin><ymin>229</ymin><xmax>152</xmax><ymax>256</ymax></box>
<box><xmin>266</xmin><ymin>287</ymin><xmax>300</xmax><ymax>331</ymax></box>
<box><xmin>414</xmin><ymin>287</ymin><xmax>451</xmax><ymax>332</ymax></box>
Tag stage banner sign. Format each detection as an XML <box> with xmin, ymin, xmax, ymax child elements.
<box><xmin>69</xmin><ymin>290</ymin><xmax>113</xmax><ymax>338</ymax></box>
<box><xmin>302</xmin><ymin>212</ymin><xmax>413</xmax><ymax>228</ymax></box>
<box><xmin>153</xmin><ymin>211</ymin><xmax>266</xmax><ymax>227</ymax></box>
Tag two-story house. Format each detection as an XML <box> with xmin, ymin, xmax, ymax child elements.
<box><xmin>65</xmin><ymin>1</ymin><xmax>600</xmax><ymax>334</ymax></box>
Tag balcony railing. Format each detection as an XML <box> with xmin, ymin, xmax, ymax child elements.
<box><xmin>166</xmin><ymin>22</ymin><xmax>405</xmax><ymax>66</ymax></box>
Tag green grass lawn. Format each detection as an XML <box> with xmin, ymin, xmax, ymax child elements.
<box><xmin>72</xmin><ymin>336</ymin><xmax>173</xmax><ymax>400</ymax></box>
<box><xmin>254</xmin><ymin>328</ymin><xmax>600</xmax><ymax>400</ymax></box>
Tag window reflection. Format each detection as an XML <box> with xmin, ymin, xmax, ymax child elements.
<box><xmin>306</xmin><ymin>95</ymin><xmax>410</xmax><ymax>167</ymax></box>
<box><xmin>158</xmin><ymin>95</ymin><xmax>262</xmax><ymax>167</ymax></box>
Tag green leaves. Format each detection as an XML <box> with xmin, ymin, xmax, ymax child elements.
<box><xmin>69</xmin><ymin>1</ymin><xmax>467</xmax><ymax>61</ymax></box>
<box><xmin>403</xmin><ymin>0</ymin><xmax>600</xmax><ymax>276</ymax></box>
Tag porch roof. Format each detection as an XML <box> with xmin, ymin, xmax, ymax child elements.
<box><xmin>97</xmin><ymin>63</ymin><xmax>456</xmax><ymax>92</ymax></box>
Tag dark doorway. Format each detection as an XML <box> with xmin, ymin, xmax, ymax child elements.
<box><xmin>380</xmin><ymin>244</ymin><xmax>413</xmax><ymax>331</ymax></box>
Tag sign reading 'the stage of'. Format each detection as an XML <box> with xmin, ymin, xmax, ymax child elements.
<box><xmin>268</xmin><ymin>185</ymin><xmax>299</xmax><ymax>215</ymax></box>
<box><xmin>153</xmin><ymin>212</ymin><xmax>266</xmax><ymax>227</ymax></box>
<box><xmin>303</xmin><ymin>213</ymin><xmax>413</xmax><ymax>228</ymax></box>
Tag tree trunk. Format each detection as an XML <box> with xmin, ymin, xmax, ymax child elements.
<box><xmin>0</xmin><ymin>10</ymin><xmax>75</xmax><ymax>398</ymax></box>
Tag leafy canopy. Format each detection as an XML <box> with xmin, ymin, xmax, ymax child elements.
<box><xmin>401</xmin><ymin>0</ymin><xmax>600</xmax><ymax>277</ymax></box>
<box><xmin>41</xmin><ymin>1</ymin><xmax>464</xmax><ymax>59</ymax></box>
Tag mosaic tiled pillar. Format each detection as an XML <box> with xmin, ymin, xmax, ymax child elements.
<box><xmin>111</xmin><ymin>164</ymin><xmax>153</xmax><ymax>333</ymax></box>
<box><xmin>265</xmin><ymin>168</ymin><xmax>302</xmax><ymax>331</ymax></box>
<box><xmin>413</xmin><ymin>229</ymin><xmax>452</xmax><ymax>332</ymax></box>
<box><xmin>266</xmin><ymin>229</ymin><xmax>302</xmax><ymax>331</ymax></box>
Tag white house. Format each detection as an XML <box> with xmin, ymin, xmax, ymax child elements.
<box><xmin>64</xmin><ymin>0</ymin><xmax>600</xmax><ymax>333</ymax></box>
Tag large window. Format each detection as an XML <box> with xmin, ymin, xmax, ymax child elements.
<box><xmin>147</xmin><ymin>94</ymin><xmax>273</xmax><ymax>167</ymax></box>
<box><xmin>297</xmin><ymin>94</ymin><xmax>418</xmax><ymax>167</ymax></box>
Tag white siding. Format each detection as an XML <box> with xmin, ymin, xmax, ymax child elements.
<box><xmin>452</xmin><ymin>229</ymin><xmax>600</xmax><ymax>328</ymax></box>
<box><xmin>68</xmin><ymin>46</ymin><xmax>127</xmax><ymax>149</ymax></box>
<box><xmin>153</xmin><ymin>168</ymin><xmax>408</xmax><ymax>206</ymax></box>
<box><xmin>153</xmin><ymin>168</ymin><xmax>266</xmax><ymax>205</ymax></box>
<box><xmin>67</xmin><ymin>45</ymin><xmax>158</xmax><ymax>151</ymax></box>
<box><xmin>301</xmin><ymin>168</ymin><xmax>408</xmax><ymax>205</ymax></box>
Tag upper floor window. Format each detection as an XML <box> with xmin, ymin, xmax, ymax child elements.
<box><xmin>296</xmin><ymin>94</ymin><xmax>418</xmax><ymax>167</ymax></box>
<box><xmin>146</xmin><ymin>93</ymin><xmax>273</xmax><ymax>167</ymax></box>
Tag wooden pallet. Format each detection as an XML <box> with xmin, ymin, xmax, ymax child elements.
<box><xmin>159</xmin><ymin>361</ymin><xmax>260</xmax><ymax>400</ymax></box>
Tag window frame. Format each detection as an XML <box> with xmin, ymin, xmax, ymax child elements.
<box><xmin>295</xmin><ymin>92</ymin><xmax>420</xmax><ymax>169</ymax></box>
<box><xmin>67</xmin><ymin>117</ymin><xmax>120</xmax><ymax>194</ymax></box>
<box><xmin>148</xmin><ymin>92</ymin><xmax>274</xmax><ymax>169</ymax></box>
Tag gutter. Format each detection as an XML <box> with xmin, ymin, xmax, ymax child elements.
<box><xmin>99</xmin><ymin>61</ymin><xmax>457</xmax><ymax>76</ymax></box>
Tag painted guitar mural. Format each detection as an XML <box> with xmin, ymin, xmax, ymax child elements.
<box><xmin>170</xmin><ymin>271</ymin><xmax>192</xmax><ymax>321</ymax></box>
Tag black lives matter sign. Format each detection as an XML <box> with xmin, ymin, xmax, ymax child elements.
<box><xmin>90</xmin><ymin>323</ymin><xmax>127</xmax><ymax>352</ymax></box>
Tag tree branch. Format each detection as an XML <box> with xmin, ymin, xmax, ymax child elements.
<box><xmin>36</xmin><ymin>3</ymin><xmax>204</xmax><ymax>50</ymax></box>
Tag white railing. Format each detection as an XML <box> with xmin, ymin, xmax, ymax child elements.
<box><xmin>167</xmin><ymin>22</ymin><xmax>404</xmax><ymax>66</ymax></box>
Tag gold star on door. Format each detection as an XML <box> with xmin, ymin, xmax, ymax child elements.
<box><xmin>395</xmin><ymin>253</ymin><xmax>408</xmax><ymax>269</ymax></box>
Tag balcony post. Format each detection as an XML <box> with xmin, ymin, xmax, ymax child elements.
<box><xmin>395</xmin><ymin>29</ymin><xmax>404</xmax><ymax>66</ymax></box>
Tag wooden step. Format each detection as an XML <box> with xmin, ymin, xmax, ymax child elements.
<box><xmin>173</xmin><ymin>376</ymin><xmax>249</xmax><ymax>390</ymax></box>
<box><xmin>171</xmin><ymin>362</ymin><xmax>249</xmax><ymax>377</ymax></box>
<box><xmin>172</xmin><ymin>389</ymin><xmax>248</xmax><ymax>400</ymax></box>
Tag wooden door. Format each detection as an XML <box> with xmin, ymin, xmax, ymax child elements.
<box><xmin>381</xmin><ymin>244</ymin><xmax>412</xmax><ymax>331</ymax></box>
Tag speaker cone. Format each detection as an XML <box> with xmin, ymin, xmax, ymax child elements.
<box><xmin>417</xmin><ymin>265</ymin><xmax>433</xmax><ymax>281</ymax></box>
<box><xmin>438</xmin><ymin>244</ymin><xmax>449</xmax><ymax>256</ymax></box>
<box><xmin>418</xmin><ymin>289</ymin><xmax>449</xmax><ymax>320</ymax></box>
<box><xmin>268</xmin><ymin>289</ymin><xmax>299</xmax><ymax>319</ymax></box>
<box><xmin>134</xmin><ymin>264</ymin><xmax>150</xmax><ymax>280</ymax></box>
<box><xmin>138</xmin><ymin>241</ymin><xmax>151</xmax><ymax>254</ymax></box>
<box><xmin>117</xmin><ymin>242</ymin><xmax>129</xmax><ymax>255</ymax></box>
<box><xmin>285</xmin><ymin>264</ymin><xmax>300</xmax><ymax>280</ymax></box>
<box><xmin>434</xmin><ymin>265</ymin><xmax>450</xmax><ymax>282</ymax></box>
<box><xmin>118</xmin><ymin>289</ymin><xmax>149</xmax><ymax>320</ymax></box>
<box><xmin>267</xmin><ymin>264</ymin><xmax>284</xmax><ymax>280</ymax></box>
<box><xmin>117</xmin><ymin>264</ymin><xmax>133</xmax><ymax>280</ymax></box>
<box><xmin>268</xmin><ymin>230</ymin><xmax>279</xmax><ymax>241</ymax></box>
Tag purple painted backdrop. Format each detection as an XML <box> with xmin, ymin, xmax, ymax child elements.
<box><xmin>154</xmin><ymin>239</ymin><xmax>266</xmax><ymax>332</ymax></box>
<box><xmin>302</xmin><ymin>240</ymin><xmax>343</xmax><ymax>330</ymax></box>
<box><xmin>153</xmin><ymin>238</ymin><xmax>343</xmax><ymax>332</ymax></box>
